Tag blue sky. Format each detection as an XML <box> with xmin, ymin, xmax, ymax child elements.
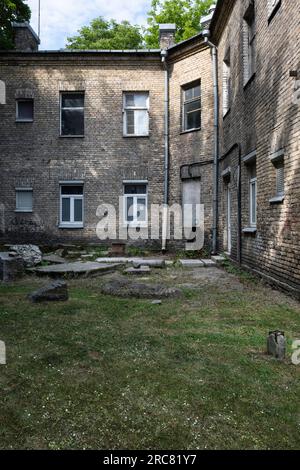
<box><xmin>27</xmin><ymin>0</ymin><xmax>151</xmax><ymax>50</ymax></box>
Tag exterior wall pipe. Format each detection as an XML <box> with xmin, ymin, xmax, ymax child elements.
<box><xmin>161</xmin><ymin>49</ymin><xmax>169</xmax><ymax>251</ymax></box>
<box><xmin>204</xmin><ymin>36</ymin><xmax>219</xmax><ymax>255</ymax></box>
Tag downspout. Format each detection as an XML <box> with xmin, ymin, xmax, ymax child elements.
<box><xmin>204</xmin><ymin>35</ymin><xmax>219</xmax><ymax>255</ymax></box>
<box><xmin>161</xmin><ymin>48</ymin><xmax>169</xmax><ymax>251</ymax></box>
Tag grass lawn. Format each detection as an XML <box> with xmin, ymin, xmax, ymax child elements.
<box><xmin>0</xmin><ymin>266</ymin><xmax>299</xmax><ymax>450</ymax></box>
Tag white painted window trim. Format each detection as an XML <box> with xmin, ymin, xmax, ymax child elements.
<box><xmin>16</xmin><ymin>99</ymin><xmax>34</xmax><ymax>122</ymax></box>
<box><xmin>222</xmin><ymin>59</ymin><xmax>231</xmax><ymax>116</ymax></box>
<box><xmin>15</xmin><ymin>188</ymin><xmax>33</xmax><ymax>213</ymax></box>
<box><xmin>123</xmin><ymin>92</ymin><xmax>150</xmax><ymax>137</ymax></box>
<box><xmin>60</xmin><ymin>92</ymin><xmax>85</xmax><ymax>137</ymax></box>
<box><xmin>59</xmin><ymin>184</ymin><xmax>84</xmax><ymax>229</ymax></box>
<box><xmin>249</xmin><ymin>176</ymin><xmax>257</xmax><ymax>227</ymax></box>
<box><xmin>123</xmin><ymin>182</ymin><xmax>148</xmax><ymax>227</ymax></box>
<box><xmin>268</xmin><ymin>0</ymin><xmax>281</xmax><ymax>19</ymax></box>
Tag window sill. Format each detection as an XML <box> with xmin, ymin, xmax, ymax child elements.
<box><xmin>180</xmin><ymin>127</ymin><xmax>201</xmax><ymax>135</ymax></box>
<box><xmin>223</xmin><ymin>109</ymin><xmax>231</xmax><ymax>119</ymax></box>
<box><xmin>123</xmin><ymin>134</ymin><xmax>149</xmax><ymax>138</ymax></box>
<box><xmin>243</xmin><ymin>73</ymin><xmax>256</xmax><ymax>90</ymax></box>
<box><xmin>59</xmin><ymin>135</ymin><xmax>85</xmax><ymax>138</ymax></box>
<box><xmin>243</xmin><ymin>227</ymin><xmax>257</xmax><ymax>234</ymax></box>
<box><xmin>268</xmin><ymin>0</ymin><xmax>281</xmax><ymax>24</ymax></box>
<box><xmin>269</xmin><ymin>195</ymin><xmax>285</xmax><ymax>204</ymax></box>
<box><xmin>15</xmin><ymin>210</ymin><xmax>33</xmax><ymax>213</ymax></box>
<box><xmin>16</xmin><ymin>119</ymin><xmax>33</xmax><ymax>123</ymax></box>
<box><xmin>59</xmin><ymin>224</ymin><xmax>84</xmax><ymax>229</ymax></box>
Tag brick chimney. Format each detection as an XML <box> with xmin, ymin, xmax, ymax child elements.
<box><xmin>159</xmin><ymin>24</ymin><xmax>176</xmax><ymax>49</ymax></box>
<box><xmin>12</xmin><ymin>22</ymin><xmax>40</xmax><ymax>52</ymax></box>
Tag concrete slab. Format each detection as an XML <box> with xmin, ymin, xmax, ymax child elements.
<box><xmin>211</xmin><ymin>255</ymin><xmax>226</xmax><ymax>265</ymax></box>
<box><xmin>201</xmin><ymin>259</ymin><xmax>217</xmax><ymax>267</ymax></box>
<box><xmin>96</xmin><ymin>257</ymin><xmax>166</xmax><ymax>268</ymax></box>
<box><xmin>124</xmin><ymin>266</ymin><xmax>151</xmax><ymax>275</ymax></box>
<box><xmin>179</xmin><ymin>259</ymin><xmax>205</xmax><ymax>268</ymax></box>
<box><xmin>43</xmin><ymin>254</ymin><xmax>67</xmax><ymax>264</ymax></box>
<box><xmin>33</xmin><ymin>261</ymin><xmax>123</xmax><ymax>278</ymax></box>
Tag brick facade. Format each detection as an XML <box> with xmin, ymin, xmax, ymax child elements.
<box><xmin>0</xmin><ymin>0</ymin><xmax>299</xmax><ymax>295</ymax></box>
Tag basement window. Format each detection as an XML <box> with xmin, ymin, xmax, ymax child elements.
<box><xmin>60</xmin><ymin>92</ymin><xmax>84</xmax><ymax>136</ymax></box>
<box><xmin>182</xmin><ymin>80</ymin><xmax>201</xmax><ymax>132</ymax></box>
<box><xmin>15</xmin><ymin>188</ymin><xmax>33</xmax><ymax>212</ymax></box>
<box><xmin>16</xmin><ymin>99</ymin><xmax>34</xmax><ymax>122</ymax></box>
<box><xmin>123</xmin><ymin>183</ymin><xmax>148</xmax><ymax>226</ymax></box>
<box><xmin>123</xmin><ymin>92</ymin><xmax>149</xmax><ymax>137</ymax></box>
<box><xmin>60</xmin><ymin>184</ymin><xmax>84</xmax><ymax>228</ymax></box>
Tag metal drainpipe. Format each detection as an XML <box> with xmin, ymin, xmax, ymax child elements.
<box><xmin>161</xmin><ymin>49</ymin><xmax>169</xmax><ymax>251</ymax></box>
<box><xmin>204</xmin><ymin>37</ymin><xmax>219</xmax><ymax>255</ymax></box>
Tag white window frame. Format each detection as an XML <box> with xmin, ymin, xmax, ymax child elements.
<box><xmin>15</xmin><ymin>188</ymin><xmax>33</xmax><ymax>213</ymax></box>
<box><xmin>16</xmin><ymin>99</ymin><xmax>34</xmax><ymax>122</ymax></box>
<box><xmin>59</xmin><ymin>183</ymin><xmax>84</xmax><ymax>228</ymax></box>
<box><xmin>249</xmin><ymin>176</ymin><xmax>257</xmax><ymax>227</ymax></box>
<box><xmin>60</xmin><ymin>92</ymin><xmax>85</xmax><ymax>137</ymax></box>
<box><xmin>268</xmin><ymin>0</ymin><xmax>281</xmax><ymax>19</ymax></box>
<box><xmin>123</xmin><ymin>181</ymin><xmax>148</xmax><ymax>227</ymax></box>
<box><xmin>222</xmin><ymin>58</ymin><xmax>231</xmax><ymax>116</ymax></box>
<box><xmin>182</xmin><ymin>81</ymin><xmax>201</xmax><ymax>132</ymax></box>
<box><xmin>123</xmin><ymin>92</ymin><xmax>149</xmax><ymax>137</ymax></box>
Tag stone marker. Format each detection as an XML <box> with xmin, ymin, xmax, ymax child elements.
<box><xmin>9</xmin><ymin>244</ymin><xmax>42</xmax><ymax>267</ymax></box>
<box><xmin>28</xmin><ymin>280</ymin><xmax>68</xmax><ymax>303</ymax></box>
<box><xmin>267</xmin><ymin>330</ymin><xmax>286</xmax><ymax>360</ymax></box>
<box><xmin>43</xmin><ymin>254</ymin><xmax>66</xmax><ymax>264</ymax></box>
<box><xmin>132</xmin><ymin>259</ymin><xmax>165</xmax><ymax>268</ymax></box>
<box><xmin>211</xmin><ymin>255</ymin><xmax>226</xmax><ymax>265</ymax></box>
<box><xmin>0</xmin><ymin>252</ymin><xmax>24</xmax><ymax>281</ymax></box>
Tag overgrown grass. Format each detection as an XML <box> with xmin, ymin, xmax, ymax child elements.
<box><xmin>0</xmin><ymin>269</ymin><xmax>299</xmax><ymax>450</ymax></box>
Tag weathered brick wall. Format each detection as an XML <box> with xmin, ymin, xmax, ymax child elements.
<box><xmin>0</xmin><ymin>53</ymin><xmax>166</xmax><ymax>246</ymax></box>
<box><xmin>214</xmin><ymin>0</ymin><xmax>300</xmax><ymax>294</ymax></box>
<box><xmin>168</xmin><ymin>43</ymin><xmax>214</xmax><ymax>250</ymax></box>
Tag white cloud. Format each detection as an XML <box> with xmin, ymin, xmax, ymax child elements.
<box><xmin>26</xmin><ymin>0</ymin><xmax>151</xmax><ymax>50</ymax></box>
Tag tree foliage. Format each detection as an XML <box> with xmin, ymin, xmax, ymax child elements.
<box><xmin>144</xmin><ymin>0</ymin><xmax>215</xmax><ymax>48</ymax></box>
<box><xmin>0</xmin><ymin>0</ymin><xmax>31</xmax><ymax>49</ymax></box>
<box><xmin>66</xmin><ymin>17</ymin><xmax>144</xmax><ymax>50</ymax></box>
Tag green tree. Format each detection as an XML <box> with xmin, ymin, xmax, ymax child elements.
<box><xmin>66</xmin><ymin>17</ymin><xmax>144</xmax><ymax>50</ymax></box>
<box><xmin>144</xmin><ymin>0</ymin><xmax>215</xmax><ymax>48</ymax></box>
<box><xmin>0</xmin><ymin>0</ymin><xmax>31</xmax><ymax>49</ymax></box>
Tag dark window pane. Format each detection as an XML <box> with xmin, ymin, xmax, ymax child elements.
<box><xmin>61</xmin><ymin>109</ymin><xmax>84</xmax><ymax>135</ymax></box>
<box><xmin>61</xmin><ymin>185</ymin><xmax>83</xmax><ymax>195</ymax></box>
<box><xmin>126</xmin><ymin>110</ymin><xmax>135</xmax><ymax>134</ymax></box>
<box><xmin>62</xmin><ymin>93</ymin><xmax>84</xmax><ymax>108</ymax></box>
<box><xmin>126</xmin><ymin>197</ymin><xmax>134</xmax><ymax>222</ymax></box>
<box><xmin>62</xmin><ymin>198</ymin><xmax>70</xmax><ymax>222</ymax></box>
<box><xmin>185</xmin><ymin>99</ymin><xmax>201</xmax><ymax>113</ymax></box>
<box><xmin>74</xmin><ymin>199</ymin><xmax>83</xmax><ymax>222</ymax></box>
<box><xmin>17</xmin><ymin>100</ymin><xmax>33</xmax><ymax>120</ymax></box>
<box><xmin>124</xmin><ymin>184</ymin><xmax>147</xmax><ymax>194</ymax></box>
<box><xmin>186</xmin><ymin>110</ymin><xmax>201</xmax><ymax>130</ymax></box>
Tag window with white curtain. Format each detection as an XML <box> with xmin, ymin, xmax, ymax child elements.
<box><xmin>16</xmin><ymin>189</ymin><xmax>33</xmax><ymax>212</ymax></box>
<box><xmin>60</xmin><ymin>184</ymin><xmax>84</xmax><ymax>228</ymax></box>
<box><xmin>123</xmin><ymin>92</ymin><xmax>149</xmax><ymax>136</ymax></box>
